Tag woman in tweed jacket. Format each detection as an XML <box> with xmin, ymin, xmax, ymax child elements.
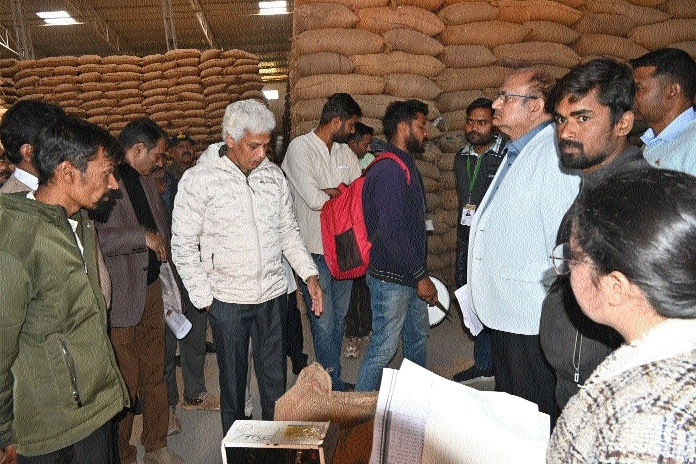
<box><xmin>547</xmin><ymin>168</ymin><xmax>696</xmax><ymax>463</ymax></box>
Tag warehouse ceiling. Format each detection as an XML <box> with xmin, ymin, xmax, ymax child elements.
<box><xmin>0</xmin><ymin>0</ymin><xmax>295</xmax><ymax>81</ymax></box>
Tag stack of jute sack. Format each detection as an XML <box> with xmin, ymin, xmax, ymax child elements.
<box><xmin>289</xmin><ymin>0</ymin><xmax>696</xmax><ymax>292</ymax></box>
<box><xmin>3</xmin><ymin>49</ymin><xmax>264</xmax><ymax>148</ymax></box>
<box><xmin>0</xmin><ymin>59</ymin><xmax>17</xmax><ymax>107</ymax></box>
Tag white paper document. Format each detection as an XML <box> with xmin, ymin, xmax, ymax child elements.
<box><xmin>454</xmin><ymin>284</ymin><xmax>483</xmax><ymax>336</ymax></box>
<box><xmin>370</xmin><ymin>360</ymin><xmax>550</xmax><ymax>464</ymax></box>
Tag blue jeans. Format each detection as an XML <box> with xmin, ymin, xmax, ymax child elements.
<box><xmin>356</xmin><ymin>275</ymin><xmax>429</xmax><ymax>391</ymax></box>
<box><xmin>299</xmin><ymin>254</ymin><xmax>352</xmax><ymax>391</ymax></box>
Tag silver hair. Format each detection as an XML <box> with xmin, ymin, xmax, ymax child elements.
<box><xmin>222</xmin><ymin>99</ymin><xmax>276</xmax><ymax>141</ymax></box>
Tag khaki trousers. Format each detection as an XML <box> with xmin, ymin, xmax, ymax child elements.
<box><xmin>111</xmin><ymin>279</ymin><xmax>168</xmax><ymax>464</ymax></box>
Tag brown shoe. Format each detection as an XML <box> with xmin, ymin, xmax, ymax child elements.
<box><xmin>181</xmin><ymin>392</ymin><xmax>220</xmax><ymax>411</ymax></box>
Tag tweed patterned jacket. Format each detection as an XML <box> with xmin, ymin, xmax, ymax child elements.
<box><xmin>547</xmin><ymin>318</ymin><xmax>696</xmax><ymax>463</ymax></box>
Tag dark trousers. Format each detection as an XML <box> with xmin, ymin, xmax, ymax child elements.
<box><xmin>18</xmin><ymin>419</ymin><xmax>120</xmax><ymax>464</ymax></box>
<box><xmin>208</xmin><ymin>295</ymin><xmax>287</xmax><ymax>434</ymax></box>
<box><xmin>164</xmin><ymin>295</ymin><xmax>207</xmax><ymax>405</ymax></box>
<box><xmin>344</xmin><ymin>276</ymin><xmax>372</xmax><ymax>338</ymax></box>
<box><xmin>284</xmin><ymin>290</ymin><xmax>306</xmax><ymax>364</ymax></box>
<box><xmin>490</xmin><ymin>329</ymin><xmax>559</xmax><ymax>420</ymax></box>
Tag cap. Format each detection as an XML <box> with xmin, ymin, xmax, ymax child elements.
<box><xmin>169</xmin><ymin>132</ymin><xmax>194</xmax><ymax>147</ymax></box>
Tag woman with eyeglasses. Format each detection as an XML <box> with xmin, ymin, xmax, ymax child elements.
<box><xmin>546</xmin><ymin>167</ymin><xmax>696</xmax><ymax>463</ymax></box>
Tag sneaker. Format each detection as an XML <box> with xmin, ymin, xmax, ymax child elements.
<box><xmin>453</xmin><ymin>366</ymin><xmax>494</xmax><ymax>384</ymax></box>
<box><xmin>344</xmin><ymin>337</ymin><xmax>360</xmax><ymax>359</ymax></box>
<box><xmin>181</xmin><ymin>392</ymin><xmax>220</xmax><ymax>411</ymax></box>
<box><xmin>143</xmin><ymin>447</ymin><xmax>184</xmax><ymax>464</ymax></box>
<box><xmin>167</xmin><ymin>406</ymin><xmax>181</xmax><ymax>436</ymax></box>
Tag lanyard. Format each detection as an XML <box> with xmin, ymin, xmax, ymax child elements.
<box><xmin>466</xmin><ymin>152</ymin><xmax>485</xmax><ymax>199</ymax></box>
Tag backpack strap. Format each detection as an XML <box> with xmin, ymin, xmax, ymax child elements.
<box><xmin>364</xmin><ymin>151</ymin><xmax>411</xmax><ymax>185</ymax></box>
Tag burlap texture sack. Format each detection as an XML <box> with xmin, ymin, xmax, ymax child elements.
<box><xmin>573</xmin><ymin>33</ymin><xmax>648</xmax><ymax>59</ymax></box>
<box><xmin>494</xmin><ymin>0</ymin><xmax>582</xmax><ymax>26</ymax></box>
<box><xmin>353</xmin><ymin>94</ymin><xmax>440</xmax><ymax>120</ymax></box>
<box><xmin>629</xmin><ymin>19</ymin><xmax>696</xmax><ymax>49</ymax></box>
<box><xmin>583</xmin><ymin>0</ymin><xmax>670</xmax><ymax>25</ymax></box>
<box><xmin>294</xmin><ymin>3</ymin><xmax>359</xmax><ymax>33</ymax></box>
<box><xmin>295</xmin><ymin>0</ymin><xmax>389</xmax><ymax>6</ymax></box>
<box><xmin>439</xmin><ymin>21</ymin><xmax>530</xmax><ymax>47</ymax></box>
<box><xmin>291</xmin><ymin>98</ymin><xmax>326</xmax><ymax>122</ymax></box>
<box><xmin>294</xmin><ymin>28</ymin><xmax>385</xmax><ymax>56</ymax></box>
<box><xmin>293</xmin><ymin>74</ymin><xmax>385</xmax><ymax>100</ymax></box>
<box><xmin>426</xmin><ymin>192</ymin><xmax>443</xmax><ymax>210</ymax></box>
<box><xmin>440</xmin><ymin>170</ymin><xmax>456</xmax><ymax>190</ymax></box>
<box><xmin>436</xmin><ymin>130</ymin><xmax>469</xmax><ymax>152</ymax></box>
<box><xmin>102</xmin><ymin>55</ymin><xmax>142</xmax><ymax>66</ymax></box>
<box><xmin>423</xmin><ymin>176</ymin><xmax>440</xmax><ymax>192</ymax></box>
<box><xmin>537</xmin><ymin>64</ymin><xmax>571</xmax><ymax>79</ymax></box>
<box><xmin>395</xmin><ymin>0</ymin><xmax>446</xmax><ymax>11</ymax></box>
<box><xmin>361</xmin><ymin>117</ymin><xmax>384</xmax><ymax>135</ymax></box>
<box><xmin>441</xmin><ymin>189</ymin><xmax>459</xmax><ymax>211</ymax></box>
<box><xmin>661</xmin><ymin>0</ymin><xmax>696</xmax><ymax>18</ymax></box>
<box><xmin>494</xmin><ymin>42</ymin><xmax>581</xmax><ymax>68</ymax></box>
<box><xmin>435</xmin><ymin>66</ymin><xmax>511</xmax><ymax>92</ymax></box>
<box><xmin>415</xmin><ymin>159</ymin><xmax>440</xmax><ymax>179</ymax></box>
<box><xmin>438</xmin><ymin>2</ymin><xmax>500</xmax><ymax>25</ymax></box>
<box><xmin>441</xmin><ymin>109</ymin><xmax>470</xmax><ymax>131</ymax></box>
<box><xmin>294</xmin><ymin>53</ymin><xmax>354</xmax><ymax>77</ymax></box>
<box><xmin>77</xmin><ymin>54</ymin><xmax>102</xmax><ymax>65</ymax></box>
<box><xmin>274</xmin><ymin>362</ymin><xmax>377</xmax><ymax>427</ymax></box>
<box><xmin>626</xmin><ymin>0</ymin><xmax>665</xmax><ymax>5</ymax></box>
<box><xmin>671</xmin><ymin>41</ymin><xmax>696</xmax><ymax>60</ymax></box>
<box><xmin>117</xmin><ymin>63</ymin><xmax>142</xmax><ymax>73</ymax></box>
<box><xmin>439</xmin><ymin>45</ymin><xmax>497</xmax><ymax>68</ymax></box>
<box><xmin>524</xmin><ymin>21</ymin><xmax>580</xmax><ymax>44</ymax></box>
<box><xmin>38</xmin><ymin>56</ymin><xmax>79</xmax><ymax>67</ymax></box>
<box><xmin>572</xmin><ymin>12</ymin><xmax>635</xmax><ymax>36</ymax></box>
<box><xmin>357</xmin><ymin>6</ymin><xmax>446</xmax><ymax>36</ymax></box>
<box><xmin>383</xmin><ymin>28</ymin><xmax>444</xmax><ymax>56</ymax></box>
<box><xmin>351</xmin><ymin>51</ymin><xmax>445</xmax><ymax>77</ymax></box>
<box><xmin>383</xmin><ymin>73</ymin><xmax>442</xmax><ymax>99</ymax></box>
<box><xmin>435</xmin><ymin>149</ymin><xmax>456</xmax><ymax>170</ymax></box>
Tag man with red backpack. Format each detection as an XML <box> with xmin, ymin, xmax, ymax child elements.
<box><xmin>355</xmin><ymin>100</ymin><xmax>439</xmax><ymax>392</ymax></box>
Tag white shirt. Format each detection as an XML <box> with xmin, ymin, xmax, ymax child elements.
<box><xmin>282</xmin><ymin>130</ymin><xmax>361</xmax><ymax>254</ymax></box>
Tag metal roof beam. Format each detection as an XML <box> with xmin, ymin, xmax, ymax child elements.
<box><xmin>64</xmin><ymin>0</ymin><xmax>134</xmax><ymax>54</ymax></box>
<box><xmin>161</xmin><ymin>0</ymin><xmax>177</xmax><ymax>51</ymax></box>
<box><xmin>0</xmin><ymin>23</ymin><xmax>19</xmax><ymax>56</ymax></box>
<box><xmin>10</xmin><ymin>0</ymin><xmax>34</xmax><ymax>59</ymax></box>
<box><xmin>187</xmin><ymin>0</ymin><xmax>217</xmax><ymax>49</ymax></box>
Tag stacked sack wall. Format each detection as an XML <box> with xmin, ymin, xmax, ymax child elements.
<box><xmin>289</xmin><ymin>0</ymin><xmax>696</xmax><ymax>291</ymax></box>
<box><xmin>1</xmin><ymin>48</ymin><xmax>264</xmax><ymax>150</ymax></box>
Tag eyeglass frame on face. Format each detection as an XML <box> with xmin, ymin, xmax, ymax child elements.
<box><xmin>550</xmin><ymin>242</ymin><xmax>583</xmax><ymax>276</ymax></box>
<box><xmin>494</xmin><ymin>91</ymin><xmax>540</xmax><ymax>104</ymax></box>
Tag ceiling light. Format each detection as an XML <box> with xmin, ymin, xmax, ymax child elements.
<box><xmin>259</xmin><ymin>1</ymin><xmax>287</xmax><ymax>15</ymax></box>
<box><xmin>36</xmin><ymin>10</ymin><xmax>78</xmax><ymax>25</ymax></box>
<box><xmin>262</xmin><ymin>89</ymin><xmax>279</xmax><ymax>100</ymax></box>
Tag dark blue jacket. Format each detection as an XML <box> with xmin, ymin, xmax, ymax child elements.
<box><xmin>362</xmin><ymin>144</ymin><xmax>427</xmax><ymax>288</ymax></box>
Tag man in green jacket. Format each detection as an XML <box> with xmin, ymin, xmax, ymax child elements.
<box><xmin>0</xmin><ymin>115</ymin><xmax>129</xmax><ymax>462</ymax></box>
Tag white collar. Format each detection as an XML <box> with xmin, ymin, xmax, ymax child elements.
<box><xmin>13</xmin><ymin>168</ymin><xmax>39</xmax><ymax>191</ymax></box>
<box><xmin>589</xmin><ymin>318</ymin><xmax>696</xmax><ymax>383</ymax></box>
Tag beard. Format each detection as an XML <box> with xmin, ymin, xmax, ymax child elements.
<box><xmin>333</xmin><ymin>130</ymin><xmax>351</xmax><ymax>144</ymax></box>
<box><xmin>466</xmin><ymin>130</ymin><xmax>494</xmax><ymax>147</ymax></box>
<box><xmin>558</xmin><ymin>140</ymin><xmax>607</xmax><ymax>170</ymax></box>
<box><xmin>406</xmin><ymin>133</ymin><xmax>425</xmax><ymax>154</ymax></box>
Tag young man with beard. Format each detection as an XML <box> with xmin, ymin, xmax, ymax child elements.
<box><xmin>356</xmin><ymin>99</ymin><xmax>439</xmax><ymax>392</ymax></box>
<box><xmin>630</xmin><ymin>48</ymin><xmax>696</xmax><ymax>175</ymax></box>
<box><xmin>540</xmin><ymin>58</ymin><xmax>649</xmax><ymax>424</ymax></box>
<box><xmin>452</xmin><ymin>98</ymin><xmax>505</xmax><ymax>384</ymax></box>
<box><xmin>282</xmin><ymin>93</ymin><xmax>362</xmax><ymax>391</ymax></box>
<box><xmin>0</xmin><ymin>115</ymin><xmax>129</xmax><ymax>463</ymax></box>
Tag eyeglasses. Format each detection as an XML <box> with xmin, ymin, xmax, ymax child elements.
<box><xmin>550</xmin><ymin>242</ymin><xmax>582</xmax><ymax>276</ymax></box>
<box><xmin>495</xmin><ymin>91</ymin><xmax>540</xmax><ymax>104</ymax></box>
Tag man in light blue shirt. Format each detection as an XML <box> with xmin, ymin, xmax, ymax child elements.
<box><xmin>631</xmin><ymin>48</ymin><xmax>696</xmax><ymax>175</ymax></box>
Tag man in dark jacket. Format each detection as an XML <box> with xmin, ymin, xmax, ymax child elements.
<box><xmin>0</xmin><ymin>115</ymin><xmax>129</xmax><ymax>462</ymax></box>
<box><xmin>540</xmin><ymin>58</ymin><xmax>650</xmax><ymax>425</ymax></box>
<box><xmin>356</xmin><ymin>99</ymin><xmax>439</xmax><ymax>392</ymax></box>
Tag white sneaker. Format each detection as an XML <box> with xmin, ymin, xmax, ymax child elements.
<box><xmin>167</xmin><ymin>406</ymin><xmax>181</xmax><ymax>436</ymax></box>
<box><xmin>143</xmin><ymin>447</ymin><xmax>185</xmax><ymax>464</ymax></box>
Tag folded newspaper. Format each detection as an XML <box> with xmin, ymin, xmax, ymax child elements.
<box><xmin>370</xmin><ymin>360</ymin><xmax>550</xmax><ymax>464</ymax></box>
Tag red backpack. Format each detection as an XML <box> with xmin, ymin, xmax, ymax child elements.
<box><xmin>320</xmin><ymin>152</ymin><xmax>411</xmax><ymax>280</ymax></box>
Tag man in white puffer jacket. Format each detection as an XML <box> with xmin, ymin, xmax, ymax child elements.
<box><xmin>171</xmin><ymin>99</ymin><xmax>322</xmax><ymax>433</ymax></box>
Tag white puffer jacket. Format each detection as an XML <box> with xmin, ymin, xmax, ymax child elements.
<box><xmin>171</xmin><ymin>143</ymin><xmax>317</xmax><ymax>308</ymax></box>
